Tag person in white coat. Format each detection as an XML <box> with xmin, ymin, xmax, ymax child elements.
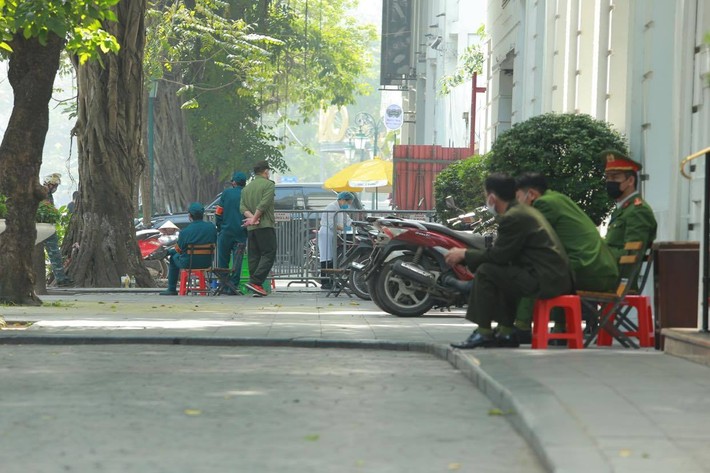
<box><xmin>318</xmin><ymin>191</ymin><xmax>354</xmax><ymax>289</ymax></box>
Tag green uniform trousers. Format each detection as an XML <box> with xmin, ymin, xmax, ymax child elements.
<box><xmin>246</xmin><ymin>227</ymin><xmax>277</xmax><ymax>287</ymax></box>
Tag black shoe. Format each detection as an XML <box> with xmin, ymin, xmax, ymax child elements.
<box><xmin>159</xmin><ymin>289</ymin><xmax>178</xmax><ymax>296</ymax></box>
<box><xmin>57</xmin><ymin>279</ymin><xmax>74</xmax><ymax>287</ymax></box>
<box><xmin>513</xmin><ymin>328</ymin><xmax>532</xmax><ymax>345</ymax></box>
<box><xmin>451</xmin><ymin>331</ymin><xmax>496</xmax><ymax>349</ymax></box>
<box><xmin>493</xmin><ymin>331</ymin><xmax>520</xmax><ymax>348</ymax></box>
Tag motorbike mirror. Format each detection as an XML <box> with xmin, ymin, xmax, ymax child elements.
<box><xmin>445</xmin><ymin>195</ymin><xmax>456</xmax><ymax>209</ymax></box>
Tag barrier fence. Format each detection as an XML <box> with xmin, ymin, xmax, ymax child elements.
<box><xmin>268</xmin><ymin>209</ymin><xmax>438</xmax><ymax>286</ymax></box>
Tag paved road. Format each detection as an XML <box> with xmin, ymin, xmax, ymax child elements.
<box><xmin>0</xmin><ymin>345</ymin><xmax>543</xmax><ymax>473</ymax></box>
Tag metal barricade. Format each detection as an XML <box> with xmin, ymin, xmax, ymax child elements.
<box><xmin>270</xmin><ymin>209</ymin><xmax>437</xmax><ymax>286</ymax></box>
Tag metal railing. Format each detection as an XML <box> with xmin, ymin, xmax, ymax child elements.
<box><xmin>680</xmin><ymin>146</ymin><xmax>710</xmax><ymax>332</ymax></box>
<box><xmin>268</xmin><ymin>209</ymin><xmax>438</xmax><ymax>286</ymax></box>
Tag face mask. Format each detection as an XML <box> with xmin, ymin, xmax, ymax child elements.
<box><xmin>340</xmin><ymin>204</ymin><xmax>350</xmax><ymax>210</ymax></box>
<box><xmin>606</xmin><ymin>181</ymin><xmax>623</xmax><ymax>199</ymax></box>
<box><xmin>485</xmin><ymin>195</ymin><xmax>497</xmax><ymax>216</ymax></box>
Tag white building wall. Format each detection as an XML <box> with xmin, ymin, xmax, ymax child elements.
<box><xmin>485</xmin><ymin>0</ymin><xmax>710</xmax><ymax>325</ymax></box>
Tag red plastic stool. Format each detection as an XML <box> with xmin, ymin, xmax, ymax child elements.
<box><xmin>597</xmin><ymin>295</ymin><xmax>654</xmax><ymax>347</ymax></box>
<box><xmin>178</xmin><ymin>269</ymin><xmax>209</xmax><ymax>296</ymax></box>
<box><xmin>532</xmin><ymin>295</ymin><xmax>584</xmax><ymax>349</ymax></box>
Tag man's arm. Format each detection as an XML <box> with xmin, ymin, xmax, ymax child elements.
<box><xmin>464</xmin><ymin>209</ymin><xmax>530</xmax><ymax>270</ymax></box>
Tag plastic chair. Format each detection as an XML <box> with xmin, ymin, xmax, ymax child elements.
<box><xmin>178</xmin><ymin>243</ymin><xmax>215</xmax><ymax>296</ymax></box>
<box><xmin>531</xmin><ymin>295</ymin><xmax>584</xmax><ymax>349</ymax></box>
<box><xmin>596</xmin><ymin>295</ymin><xmax>655</xmax><ymax>347</ymax></box>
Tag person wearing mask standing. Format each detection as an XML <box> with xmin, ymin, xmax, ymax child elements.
<box><xmin>317</xmin><ymin>191</ymin><xmax>354</xmax><ymax>290</ymax></box>
<box><xmin>42</xmin><ymin>173</ymin><xmax>73</xmax><ymax>287</ymax></box>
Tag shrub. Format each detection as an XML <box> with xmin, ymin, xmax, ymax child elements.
<box><xmin>487</xmin><ymin>113</ymin><xmax>627</xmax><ymax>225</ymax></box>
<box><xmin>434</xmin><ymin>154</ymin><xmax>490</xmax><ymax>222</ymax></box>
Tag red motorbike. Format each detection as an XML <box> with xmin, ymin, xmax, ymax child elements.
<box><xmin>136</xmin><ymin>229</ymin><xmax>177</xmax><ymax>280</ymax></box>
<box><xmin>359</xmin><ymin>209</ymin><xmax>492</xmax><ymax>317</ymax></box>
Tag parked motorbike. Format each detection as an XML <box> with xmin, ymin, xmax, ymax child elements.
<box><xmin>136</xmin><ymin>228</ymin><xmax>177</xmax><ymax>280</ymax></box>
<box><xmin>359</xmin><ymin>205</ymin><xmax>493</xmax><ymax>317</ymax></box>
<box><xmin>337</xmin><ymin>221</ymin><xmax>379</xmax><ymax>300</ymax></box>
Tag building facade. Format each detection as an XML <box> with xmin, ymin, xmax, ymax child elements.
<box><xmin>484</xmin><ymin>0</ymin><xmax>710</xmax><ymax>320</ymax></box>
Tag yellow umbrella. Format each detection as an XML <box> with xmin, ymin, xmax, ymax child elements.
<box><xmin>323</xmin><ymin>158</ymin><xmax>393</xmax><ymax>192</ymax></box>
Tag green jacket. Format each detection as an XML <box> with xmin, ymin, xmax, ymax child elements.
<box><xmin>605</xmin><ymin>193</ymin><xmax>657</xmax><ymax>260</ymax></box>
<box><xmin>239</xmin><ymin>175</ymin><xmax>276</xmax><ymax>230</ymax></box>
<box><xmin>534</xmin><ymin>190</ymin><xmax>618</xmax><ymax>291</ymax></box>
<box><xmin>174</xmin><ymin>219</ymin><xmax>218</xmax><ymax>268</ymax></box>
<box><xmin>215</xmin><ymin>185</ymin><xmax>247</xmax><ymax>240</ymax></box>
<box><xmin>464</xmin><ymin>201</ymin><xmax>572</xmax><ymax>299</ymax></box>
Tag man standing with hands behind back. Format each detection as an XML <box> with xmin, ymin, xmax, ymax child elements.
<box><xmin>240</xmin><ymin>160</ymin><xmax>276</xmax><ymax>297</ymax></box>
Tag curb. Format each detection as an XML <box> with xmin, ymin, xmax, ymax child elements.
<box><xmin>0</xmin><ymin>333</ymin><xmax>612</xmax><ymax>472</ymax></box>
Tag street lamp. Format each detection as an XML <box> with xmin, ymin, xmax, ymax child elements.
<box><xmin>345</xmin><ymin>112</ymin><xmax>384</xmax><ymax>161</ymax></box>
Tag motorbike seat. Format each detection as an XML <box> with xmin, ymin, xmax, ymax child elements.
<box><xmin>419</xmin><ymin>221</ymin><xmax>487</xmax><ymax>249</ymax></box>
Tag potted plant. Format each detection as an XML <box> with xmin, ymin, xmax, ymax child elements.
<box><xmin>35</xmin><ymin>200</ymin><xmax>59</xmax><ymax>244</ymax></box>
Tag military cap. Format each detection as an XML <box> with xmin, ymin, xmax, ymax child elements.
<box><xmin>601</xmin><ymin>150</ymin><xmax>642</xmax><ymax>172</ymax></box>
<box><xmin>187</xmin><ymin>202</ymin><xmax>205</xmax><ymax>217</ymax></box>
<box><xmin>231</xmin><ymin>171</ymin><xmax>247</xmax><ymax>182</ymax></box>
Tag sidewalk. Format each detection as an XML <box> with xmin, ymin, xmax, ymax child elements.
<box><xmin>1</xmin><ymin>287</ymin><xmax>709</xmax><ymax>473</ymax></box>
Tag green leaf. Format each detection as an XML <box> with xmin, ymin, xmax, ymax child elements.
<box><xmin>181</xmin><ymin>98</ymin><xmax>199</xmax><ymax>110</ymax></box>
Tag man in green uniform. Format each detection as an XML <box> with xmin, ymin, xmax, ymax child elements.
<box><xmin>445</xmin><ymin>173</ymin><xmax>573</xmax><ymax>349</ymax></box>
<box><xmin>160</xmin><ymin>202</ymin><xmax>218</xmax><ymax>296</ymax></box>
<box><xmin>514</xmin><ymin>173</ymin><xmax>619</xmax><ymax>338</ymax></box>
<box><xmin>240</xmin><ymin>160</ymin><xmax>276</xmax><ymax>297</ymax></box>
<box><xmin>215</xmin><ymin>171</ymin><xmax>248</xmax><ymax>293</ymax></box>
<box><xmin>602</xmin><ymin>150</ymin><xmax>657</xmax><ymax>267</ymax></box>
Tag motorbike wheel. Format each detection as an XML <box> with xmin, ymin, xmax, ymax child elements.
<box><xmin>346</xmin><ymin>251</ymin><xmax>371</xmax><ymax>301</ymax></box>
<box><xmin>367</xmin><ymin>275</ymin><xmax>388</xmax><ymax>311</ymax></box>
<box><xmin>375</xmin><ymin>256</ymin><xmax>435</xmax><ymax>317</ymax></box>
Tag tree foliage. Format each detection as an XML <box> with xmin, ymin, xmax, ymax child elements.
<box><xmin>0</xmin><ymin>0</ymin><xmax>120</xmax><ymax>61</ymax></box>
<box><xmin>486</xmin><ymin>113</ymin><xmax>627</xmax><ymax>225</ymax></box>
<box><xmin>439</xmin><ymin>25</ymin><xmax>484</xmax><ymax>96</ymax></box>
<box><xmin>433</xmin><ymin>154</ymin><xmax>489</xmax><ymax>222</ymax></box>
<box><xmin>145</xmin><ymin>0</ymin><xmax>376</xmax><ymax>186</ymax></box>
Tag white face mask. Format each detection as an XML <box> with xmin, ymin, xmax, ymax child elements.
<box><xmin>485</xmin><ymin>194</ymin><xmax>497</xmax><ymax>216</ymax></box>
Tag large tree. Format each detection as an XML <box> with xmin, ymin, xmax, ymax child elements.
<box><xmin>0</xmin><ymin>0</ymin><xmax>120</xmax><ymax>304</ymax></box>
<box><xmin>144</xmin><ymin>0</ymin><xmax>376</xmax><ymax>214</ymax></box>
<box><xmin>64</xmin><ymin>0</ymin><xmax>151</xmax><ymax>287</ymax></box>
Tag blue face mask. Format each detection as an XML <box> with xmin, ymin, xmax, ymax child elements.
<box><xmin>340</xmin><ymin>204</ymin><xmax>350</xmax><ymax>210</ymax></box>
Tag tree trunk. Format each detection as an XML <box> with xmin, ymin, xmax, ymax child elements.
<box><xmin>33</xmin><ymin>243</ymin><xmax>47</xmax><ymax>296</ymax></box>
<box><xmin>0</xmin><ymin>34</ymin><xmax>64</xmax><ymax>305</ymax></box>
<box><xmin>64</xmin><ymin>0</ymin><xmax>153</xmax><ymax>287</ymax></box>
<box><xmin>152</xmin><ymin>77</ymin><xmax>204</xmax><ymax>213</ymax></box>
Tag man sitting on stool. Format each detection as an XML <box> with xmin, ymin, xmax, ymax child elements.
<box><xmin>160</xmin><ymin>202</ymin><xmax>218</xmax><ymax>296</ymax></box>
<box><xmin>445</xmin><ymin>173</ymin><xmax>573</xmax><ymax>349</ymax></box>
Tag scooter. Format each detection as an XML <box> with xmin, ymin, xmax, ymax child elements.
<box><xmin>136</xmin><ymin>229</ymin><xmax>177</xmax><ymax>280</ymax></box>
<box><xmin>359</xmin><ymin>205</ymin><xmax>493</xmax><ymax>317</ymax></box>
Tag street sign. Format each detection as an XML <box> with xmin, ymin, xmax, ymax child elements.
<box><xmin>384</xmin><ymin>104</ymin><xmax>404</xmax><ymax>130</ymax></box>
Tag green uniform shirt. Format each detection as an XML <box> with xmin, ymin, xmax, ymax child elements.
<box><xmin>464</xmin><ymin>201</ymin><xmax>572</xmax><ymax>299</ymax></box>
<box><xmin>216</xmin><ymin>186</ymin><xmax>247</xmax><ymax>240</ymax></box>
<box><xmin>605</xmin><ymin>193</ymin><xmax>657</xmax><ymax>260</ymax></box>
<box><xmin>534</xmin><ymin>190</ymin><xmax>618</xmax><ymax>291</ymax></box>
<box><xmin>240</xmin><ymin>175</ymin><xmax>276</xmax><ymax>230</ymax></box>
<box><xmin>174</xmin><ymin>219</ymin><xmax>218</xmax><ymax>268</ymax></box>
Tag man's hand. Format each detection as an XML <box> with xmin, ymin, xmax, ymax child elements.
<box><xmin>444</xmin><ymin>247</ymin><xmax>467</xmax><ymax>267</ymax></box>
<box><xmin>242</xmin><ymin>216</ymin><xmax>260</xmax><ymax>227</ymax></box>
